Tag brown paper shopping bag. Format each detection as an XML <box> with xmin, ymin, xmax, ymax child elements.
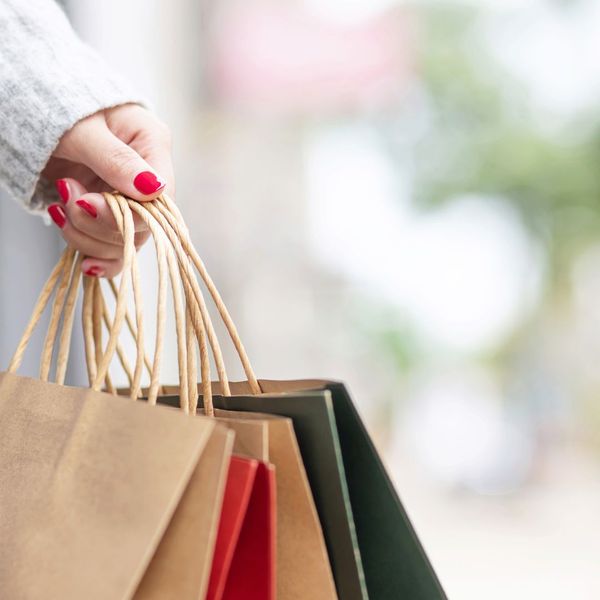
<box><xmin>99</xmin><ymin>194</ymin><xmax>338</xmax><ymax>600</ymax></box>
<box><xmin>0</xmin><ymin>371</ymin><xmax>220</xmax><ymax>600</ymax></box>
<box><xmin>83</xmin><ymin>194</ymin><xmax>242</xmax><ymax>600</ymax></box>
<box><xmin>0</xmin><ymin>201</ymin><xmax>238</xmax><ymax>600</ymax></box>
<box><xmin>79</xmin><ymin>192</ymin><xmax>280</xmax><ymax>600</ymax></box>
<box><xmin>134</xmin><ymin>424</ymin><xmax>234</xmax><ymax>600</ymax></box>
<box><xmin>0</xmin><ymin>259</ymin><xmax>230</xmax><ymax>599</ymax></box>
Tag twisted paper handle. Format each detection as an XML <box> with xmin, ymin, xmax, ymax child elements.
<box><xmin>99</xmin><ymin>194</ymin><xmax>263</xmax><ymax>408</ymax></box>
<box><xmin>8</xmin><ymin>193</ymin><xmax>260</xmax><ymax>417</ymax></box>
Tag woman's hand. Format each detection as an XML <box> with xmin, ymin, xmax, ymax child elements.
<box><xmin>43</xmin><ymin>103</ymin><xmax>173</xmax><ymax>278</ymax></box>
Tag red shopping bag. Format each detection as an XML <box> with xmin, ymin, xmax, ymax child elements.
<box><xmin>207</xmin><ymin>457</ymin><xmax>276</xmax><ymax>600</ymax></box>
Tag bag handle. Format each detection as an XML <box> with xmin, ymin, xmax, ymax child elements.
<box><xmin>94</xmin><ymin>193</ymin><xmax>222</xmax><ymax>414</ymax></box>
<box><xmin>87</xmin><ymin>192</ymin><xmax>209</xmax><ymax>413</ymax></box>
<box><xmin>8</xmin><ymin>249</ymin><xmax>76</xmax><ymax>374</ymax></box>
<box><xmin>93</xmin><ymin>194</ymin><xmax>214</xmax><ymax>413</ymax></box>
<box><xmin>8</xmin><ymin>193</ymin><xmax>135</xmax><ymax>385</ymax></box>
<box><xmin>98</xmin><ymin>194</ymin><xmax>262</xmax><ymax>402</ymax></box>
<box><xmin>9</xmin><ymin>192</ymin><xmax>259</xmax><ymax>415</ymax></box>
<box><xmin>151</xmin><ymin>196</ymin><xmax>261</xmax><ymax>394</ymax></box>
<box><xmin>7</xmin><ymin>193</ymin><xmax>207</xmax><ymax>412</ymax></box>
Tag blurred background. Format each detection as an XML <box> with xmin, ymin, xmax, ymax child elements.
<box><xmin>2</xmin><ymin>0</ymin><xmax>600</xmax><ymax>597</ymax></box>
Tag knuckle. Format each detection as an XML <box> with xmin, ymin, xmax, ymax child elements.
<box><xmin>96</xmin><ymin>245</ymin><xmax>123</xmax><ymax>260</ymax></box>
<box><xmin>67</xmin><ymin>207</ymin><xmax>86</xmax><ymax>231</ymax></box>
<box><xmin>108</xmin><ymin>230</ymin><xmax>125</xmax><ymax>244</ymax></box>
<box><xmin>104</xmin><ymin>145</ymin><xmax>139</xmax><ymax>173</ymax></box>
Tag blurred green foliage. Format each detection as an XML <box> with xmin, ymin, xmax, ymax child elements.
<box><xmin>365</xmin><ymin>3</ymin><xmax>600</xmax><ymax>434</ymax></box>
<box><xmin>404</xmin><ymin>3</ymin><xmax>600</xmax><ymax>285</ymax></box>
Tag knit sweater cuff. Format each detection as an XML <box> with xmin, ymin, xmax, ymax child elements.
<box><xmin>0</xmin><ymin>0</ymin><xmax>146</xmax><ymax>212</ymax></box>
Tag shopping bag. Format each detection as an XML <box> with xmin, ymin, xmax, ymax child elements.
<box><xmin>211</xmin><ymin>382</ymin><xmax>447</xmax><ymax>600</ymax></box>
<box><xmin>80</xmin><ymin>193</ymin><xmax>281</xmax><ymax>600</ymax></box>
<box><xmin>220</xmin><ymin>460</ymin><xmax>276</xmax><ymax>600</ymax></box>
<box><xmin>133</xmin><ymin>424</ymin><xmax>234</xmax><ymax>600</ymax></box>
<box><xmin>206</xmin><ymin>426</ymin><xmax>276</xmax><ymax>600</ymax></box>
<box><xmin>101</xmin><ymin>194</ymin><xmax>337</xmax><ymax>600</ymax></box>
<box><xmin>0</xmin><ymin>371</ymin><xmax>222</xmax><ymax>600</ymax></box>
<box><xmin>0</xmin><ymin>203</ymin><xmax>235</xmax><ymax>600</ymax></box>
<box><xmin>156</xmin><ymin>400</ymin><xmax>339</xmax><ymax>600</ymax></box>
<box><xmin>181</xmin><ymin>388</ymin><xmax>367</xmax><ymax>600</ymax></box>
<box><xmin>215</xmin><ymin>409</ymin><xmax>339</xmax><ymax>600</ymax></box>
<box><xmin>207</xmin><ymin>457</ymin><xmax>259</xmax><ymax>600</ymax></box>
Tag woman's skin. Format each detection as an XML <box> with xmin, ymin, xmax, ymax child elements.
<box><xmin>44</xmin><ymin>103</ymin><xmax>173</xmax><ymax>279</ymax></box>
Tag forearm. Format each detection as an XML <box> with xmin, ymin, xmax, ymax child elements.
<box><xmin>0</xmin><ymin>0</ymin><xmax>143</xmax><ymax>211</ymax></box>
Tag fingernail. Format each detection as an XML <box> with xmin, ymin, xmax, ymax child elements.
<box><xmin>133</xmin><ymin>171</ymin><xmax>165</xmax><ymax>195</ymax></box>
<box><xmin>55</xmin><ymin>179</ymin><xmax>70</xmax><ymax>204</ymax></box>
<box><xmin>84</xmin><ymin>266</ymin><xmax>104</xmax><ymax>278</ymax></box>
<box><xmin>76</xmin><ymin>199</ymin><xmax>98</xmax><ymax>218</ymax></box>
<box><xmin>48</xmin><ymin>204</ymin><xmax>66</xmax><ymax>229</ymax></box>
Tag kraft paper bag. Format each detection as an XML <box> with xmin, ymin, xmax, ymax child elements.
<box><xmin>214</xmin><ymin>380</ymin><xmax>447</xmax><ymax>600</ymax></box>
<box><xmin>134</xmin><ymin>424</ymin><xmax>235</xmax><ymax>600</ymax></box>
<box><xmin>0</xmin><ymin>371</ymin><xmax>220</xmax><ymax>600</ymax></box>
<box><xmin>157</xmin><ymin>400</ymin><xmax>339</xmax><ymax>600</ymax></box>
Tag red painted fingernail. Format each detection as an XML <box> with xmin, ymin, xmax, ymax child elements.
<box><xmin>55</xmin><ymin>179</ymin><xmax>70</xmax><ymax>204</ymax></box>
<box><xmin>133</xmin><ymin>171</ymin><xmax>165</xmax><ymax>195</ymax></box>
<box><xmin>76</xmin><ymin>199</ymin><xmax>98</xmax><ymax>218</ymax></box>
<box><xmin>48</xmin><ymin>204</ymin><xmax>66</xmax><ymax>228</ymax></box>
<box><xmin>84</xmin><ymin>266</ymin><xmax>104</xmax><ymax>278</ymax></box>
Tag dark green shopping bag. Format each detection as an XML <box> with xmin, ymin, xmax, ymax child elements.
<box><xmin>160</xmin><ymin>380</ymin><xmax>446</xmax><ymax>600</ymax></box>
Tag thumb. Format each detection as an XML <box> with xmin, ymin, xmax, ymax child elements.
<box><xmin>78</xmin><ymin>126</ymin><xmax>166</xmax><ymax>201</ymax></box>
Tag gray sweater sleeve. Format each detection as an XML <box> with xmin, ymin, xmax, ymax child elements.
<box><xmin>0</xmin><ymin>0</ymin><xmax>144</xmax><ymax>212</ymax></box>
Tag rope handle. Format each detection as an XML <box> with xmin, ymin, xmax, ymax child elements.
<box><xmin>97</xmin><ymin>194</ymin><xmax>261</xmax><ymax>399</ymax></box>
<box><xmin>96</xmin><ymin>194</ymin><xmax>261</xmax><ymax>405</ymax></box>
<box><xmin>7</xmin><ymin>193</ymin><xmax>135</xmax><ymax>387</ymax></box>
<box><xmin>8</xmin><ymin>193</ymin><xmax>259</xmax><ymax>416</ymax></box>
<box><xmin>21</xmin><ymin>194</ymin><xmax>212</xmax><ymax>414</ymax></box>
<box><xmin>99</xmin><ymin>195</ymin><xmax>214</xmax><ymax>413</ymax></box>
<box><xmin>95</xmin><ymin>192</ymin><xmax>209</xmax><ymax>413</ymax></box>
<box><xmin>153</xmin><ymin>196</ymin><xmax>261</xmax><ymax>394</ymax></box>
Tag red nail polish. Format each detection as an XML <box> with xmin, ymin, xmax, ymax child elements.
<box><xmin>84</xmin><ymin>266</ymin><xmax>104</xmax><ymax>278</ymax></box>
<box><xmin>55</xmin><ymin>179</ymin><xmax>70</xmax><ymax>204</ymax></box>
<box><xmin>76</xmin><ymin>199</ymin><xmax>98</xmax><ymax>218</ymax></box>
<box><xmin>133</xmin><ymin>171</ymin><xmax>165</xmax><ymax>195</ymax></box>
<box><xmin>48</xmin><ymin>204</ymin><xmax>66</xmax><ymax>229</ymax></box>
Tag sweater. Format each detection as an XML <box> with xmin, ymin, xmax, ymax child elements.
<box><xmin>0</xmin><ymin>0</ymin><xmax>142</xmax><ymax>212</ymax></box>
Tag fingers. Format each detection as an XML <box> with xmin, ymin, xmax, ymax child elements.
<box><xmin>85</xmin><ymin>128</ymin><xmax>166</xmax><ymax>202</ymax></box>
<box><xmin>47</xmin><ymin>190</ymin><xmax>151</xmax><ymax>279</ymax></box>
<box><xmin>80</xmin><ymin>257</ymin><xmax>124</xmax><ymax>280</ymax></box>
<box><xmin>47</xmin><ymin>204</ymin><xmax>125</xmax><ymax>261</ymax></box>
<box><xmin>130</xmin><ymin>133</ymin><xmax>175</xmax><ymax>199</ymax></box>
<box><xmin>54</xmin><ymin>177</ymin><xmax>88</xmax><ymax>205</ymax></box>
<box><xmin>107</xmin><ymin>107</ymin><xmax>175</xmax><ymax>198</ymax></box>
<box><xmin>61</xmin><ymin>111</ymin><xmax>167</xmax><ymax>202</ymax></box>
<box><xmin>62</xmin><ymin>192</ymin><xmax>149</xmax><ymax>241</ymax></box>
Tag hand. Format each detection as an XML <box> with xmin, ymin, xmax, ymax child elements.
<box><xmin>43</xmin><ymin>104</ymin><xmax>173</xmax><ymax>278</ymax></box>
